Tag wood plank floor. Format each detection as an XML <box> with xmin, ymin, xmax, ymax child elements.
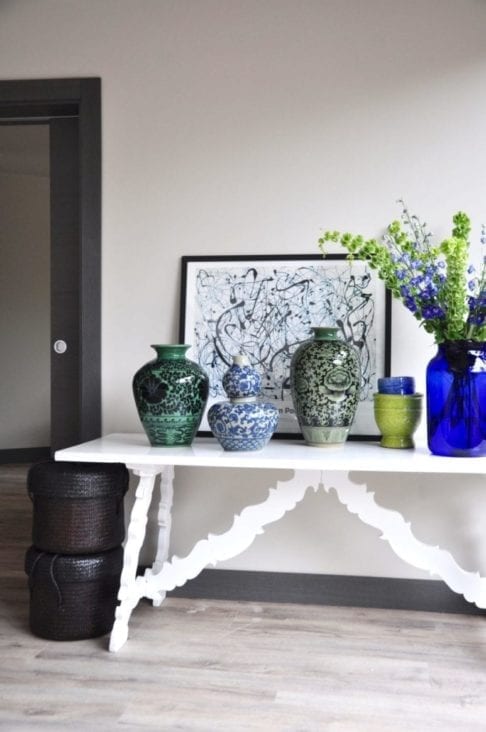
<box><xmin>1</xmin><ymin>464</ymin><xmax>486</xmax><ymax>731</ymax></box>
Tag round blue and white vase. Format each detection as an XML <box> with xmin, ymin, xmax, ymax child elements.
<box><xmin>208</xmin><ymin>355</ymin><xmax>278</xmax><ymax>451</ymax></box>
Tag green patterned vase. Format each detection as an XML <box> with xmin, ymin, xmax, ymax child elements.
<box><xmin>133</xmin><ymin>345</ymin><xmax>209</xmax><ymax>446</ymax></box>
<box><xmin>290</xmin><ymin>327</ymin><xmax>360</xmax><ymax>446</ymax></box>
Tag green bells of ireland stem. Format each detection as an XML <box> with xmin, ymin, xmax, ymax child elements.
<box><xmin>318</xmin><ymin>204</ymin><xmax>486</xmax><ymax>344</ymax></box>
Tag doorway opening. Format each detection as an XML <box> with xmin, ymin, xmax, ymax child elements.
<box><xmin>0</xmin><ymin>124</ymin><xmax>50</xmax><ymax>459</ymax></box>
<box><xmin>0</xmin><ymin>78</ymin><xmax>101</xmax><ymax>461</ymax></box>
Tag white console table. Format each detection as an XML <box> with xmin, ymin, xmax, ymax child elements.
<box><xmin>55</xmin><ymin>433</ymin><xmax>486</xmax><ymax>652</ymax></box>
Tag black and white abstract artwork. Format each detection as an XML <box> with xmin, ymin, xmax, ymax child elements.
<box><xmin>180</xmin><ymin>255</ymin><xmax>390</xmax><ymax>438</ymax></box>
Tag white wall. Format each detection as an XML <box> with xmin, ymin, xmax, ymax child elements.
<box><xmin>2</xmin><ymin>0</ymin><xmax>486</xmax><ymax>579</ymax></box>
<box><xmin>0</xmin><ymin>144</ymin><xmax>50</xmax><ymax>448</ymax></box>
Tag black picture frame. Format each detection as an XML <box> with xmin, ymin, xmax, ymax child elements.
<box><xmin>180</xmin><ymin>254</ymin><xmax>391</xmax><ymax>440</ymax></box>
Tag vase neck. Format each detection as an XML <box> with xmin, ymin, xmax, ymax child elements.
<box><xmin>438</xmin><ymin>340</ymin><xmax>486</xmax><ymax>356</ymax></box>
<box><xmin>313</xmin><ymin>327</ymin><xmax>339</xmax><ymax>341</ymax></box>
<box><xmin>233</xmin><ymin>354</ymin><xmax>250</xmax><ymax>367</ymax></box>
<box><xmin>439</xmin><ymin>339</ymin><xmax>485</xmax><ymax>348</ymax></box>
<box><xmin>436</xmin><ymin>340</ymin><xmax>486</xmax><ymax>374</ymax></box>
<box><xmin>151</xmin><ymin>344</ymin><xmax>190</xmax><ymax>360</ymax></box>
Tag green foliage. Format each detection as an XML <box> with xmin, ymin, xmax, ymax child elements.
<box><xmin>318</xmin><ymin>205</ymin><xmax>485</xmax><ymax>344</ymax></box>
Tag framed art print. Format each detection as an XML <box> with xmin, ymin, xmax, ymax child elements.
<box><xmin>180</xmin><ymin>254</ymin><xmax>391</xmax><ymax>439</ymax></box>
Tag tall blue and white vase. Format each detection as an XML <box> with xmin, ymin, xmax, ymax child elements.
<box><xmin>208</xmin><ymin>355</ymin><xmax>278</xmax><ymax>451</ymax></box>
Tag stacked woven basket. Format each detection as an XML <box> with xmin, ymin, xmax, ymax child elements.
<box><xmin>25</xmin><ymin>461</ymin><xmax>129</xmax><ymax>641</ymax></box>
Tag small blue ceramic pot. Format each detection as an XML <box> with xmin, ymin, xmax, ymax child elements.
<box><xmin>377</xmin><ymin>376</ymin><xmax>415</xmax><ymax>395</ymax></box>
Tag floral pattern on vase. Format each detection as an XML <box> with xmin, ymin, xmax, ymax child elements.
<box><xmin>222</xmin><ymin>360</ymin><xmax>261</xmax><ymax>399</ymax></box>
<box><xmin>133</xmin><ymin>344</ymin><xmax>209</xmax><ymax>446</ymax></box>
<box><xmin>290</xmin><ymin>327</ymin><xmax>360</xmax><ymax>446</ymax></box>
<box><xmin>208</xmin><ymin>355</ymin><xmax>278</xmax><ymax>451</ymax></box>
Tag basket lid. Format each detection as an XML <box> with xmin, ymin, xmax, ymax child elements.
<box><xmin>28</xmin><ymin>460</ymin><xmax>129</xmax><ymax>499</ymax></box>
<box><xmin>25</xmin><ymin>545</ymin><xmax>124</xmax><ymax>583</ymax></box>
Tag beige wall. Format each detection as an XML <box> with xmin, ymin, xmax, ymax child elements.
<box><xmin>0</xmin><ymin>148</ymin><xmax>50</xmax><ymax>448</ymax></box>
<box><xmin>1</xmin><ymin>0</ymin><xmax>486</xmax><ymax>578</ymax></box>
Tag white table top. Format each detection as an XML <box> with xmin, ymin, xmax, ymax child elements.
<box><xmin>55</xmin><ymin>433</ymin><xmax>486</xmax><ymax>475</ymax></box>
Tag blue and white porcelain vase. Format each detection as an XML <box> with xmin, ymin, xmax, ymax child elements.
<box><xmin>208</xmin><ymin>355</ymin><xmax>278</xmax><ymax>451</ymax></box>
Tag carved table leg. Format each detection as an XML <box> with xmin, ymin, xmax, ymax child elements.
<box><xmin>136</xmin><ymin>470</ymin><xmax>321</xmax><ymax>605</ymax></box>
<box><xmin>144</xmin><ymin>465</ymin><xmax>175</xmax><ymax>607</ymax></box>
<box><xmin>328</xmin><ymin>472</ymin><xmax>486</xmax><ymax>609</ymax></box>
<box><xmin>109</xmin><ymin>464</ymin><xmax>163</xmax><ymax>652</ymax></box>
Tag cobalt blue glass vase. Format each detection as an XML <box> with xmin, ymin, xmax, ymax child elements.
<box><xmin>426</xmin><ymin>340</ymin><xmax>486</xmax><ymax>457</ymax></box>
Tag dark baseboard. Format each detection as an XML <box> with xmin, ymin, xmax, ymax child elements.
<box><xmin>0</xmin><ymin>447</ymin><xmax>50</xmax><ymax>464</ymax></box>
<box><xmin>168</xmin><ymin>568</ymin><xmax>485</xmax><ymax>616</ymax></box>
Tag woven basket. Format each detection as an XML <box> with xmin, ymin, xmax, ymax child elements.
<box><xmin>25</xmin><ymin>545</ymin><xmax>123</xmax><ymax>641</ymax></box>
<box><xmin>28</xmin><ymin>461</ymin><xmax>129</xmax><ymax>554</ymax></box>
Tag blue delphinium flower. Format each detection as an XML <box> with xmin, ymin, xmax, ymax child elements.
<box><xmin>319</xmin><ymin>203</ymin><xmax>486</xmax><ymax>342</ymax></box>
<box><xmin>404</xmin><ymin>296</ymin><xmax>418</xmax><ymax>313</ymax></box>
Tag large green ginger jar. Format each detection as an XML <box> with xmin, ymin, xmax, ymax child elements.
<box><xmin>133</xmin><ymin>345</ymin><xmax>209</xmax><ymax>446</ymax></box>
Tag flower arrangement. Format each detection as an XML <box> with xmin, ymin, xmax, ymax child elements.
<box><xmin>318</xmin><ymin>202</ymin><xmax>486</xmax><ymax>344</ymax></box>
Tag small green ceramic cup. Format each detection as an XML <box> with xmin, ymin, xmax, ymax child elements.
<box><xmin>373</xmin><ymin>393</ymin><xmax>423</xmax><ymax>449</ymax></box>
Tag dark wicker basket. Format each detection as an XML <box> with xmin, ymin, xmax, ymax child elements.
<box><xmin>28</xmin><ymin>461</ymin><xmax>129</xmax><ymax>554</ymax></box>
<box><xmin>25</xmin><ymin>545</ymin><xmax>123</xmax><ymax>641</ymax></box>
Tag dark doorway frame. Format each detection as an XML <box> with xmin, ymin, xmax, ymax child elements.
<box><xmin>0</xmin><ymin>78</ymin><xmax>101</xmax><ymax>460</ymax></box>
